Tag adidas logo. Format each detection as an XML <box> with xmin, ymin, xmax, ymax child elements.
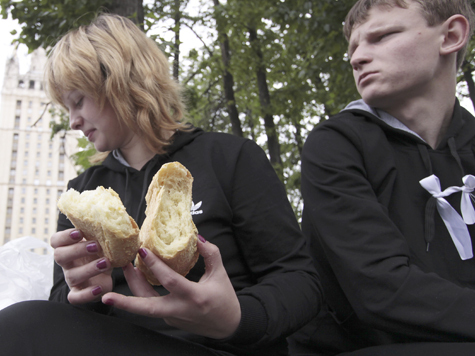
<box><xmin>191</xmin><ymin>201</ymin><xmax>203</xmax><ymax>215</ymax></box>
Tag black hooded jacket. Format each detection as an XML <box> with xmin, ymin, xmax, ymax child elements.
<box><xmin>292</xmin><ymin>99</ymin><xmax>475</xmax><ymax>355</ymax></box>
<box><xmin>50</xmin><ymin>127</ymin><xmax>322</xmax><ymax>356</ymax></box>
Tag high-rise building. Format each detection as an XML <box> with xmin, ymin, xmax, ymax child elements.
<box><xmin>0</xmin><ymin>48</ymin><xmax>79</xmax><ymax>249</ymax></box>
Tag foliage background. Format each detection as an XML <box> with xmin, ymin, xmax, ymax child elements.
<box><xmin>2</xmin><ymin>0</ymin><xmax>475</xmax><ymax>218</ymax></box>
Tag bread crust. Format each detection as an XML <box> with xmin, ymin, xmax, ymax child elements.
<box><xmin>57</xmin><ymin>187</ymin><xmax>141</xmax><ymax>267</ymax></box>
<box><xmin>136</xmin><ymin>162</ymin><xmax>199</xmax><ymax>285</ymax></box>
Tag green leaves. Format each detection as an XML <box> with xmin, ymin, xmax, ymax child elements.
<box><xmin>0</xmin><ymin>0</ymin><xmax>390</xmax><ymax>217</ymax></box>
<box><xmin>1</xmin><ymin>0</ymin><xmax>112</xmax><ymax>51</ymax></box>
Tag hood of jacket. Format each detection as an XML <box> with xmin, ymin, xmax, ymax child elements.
<box><xmin>98</xmin><ymin>126</ymin><xmax>204</xmax><ymax>225</ymax></box>
<box><xmin>342</xmin><ymin>98</ymin><xmax>475</xmax><ymax>151</ymax></box>
<box><xmin>342</xmin><ymin>99</ymin><xmax>475</xmax><ymax>259</ymax></box>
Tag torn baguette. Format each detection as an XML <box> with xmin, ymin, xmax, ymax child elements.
<box><xmin>136</xmin><ymin>162</ymin><xmax>199</xmax><ymax>285</ymax></box>
<box><xmin>57</xmin><ymin>186</ymin><xmax>140</xmax><ymax>267</ymax></box>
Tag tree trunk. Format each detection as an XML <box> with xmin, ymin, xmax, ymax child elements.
<box><xmin>292</xmin><ymin>116</ymin><xmax>303</xmax><ymax>156</ymax></box>
<box><xmin>108</xmin><ymin>0</ymin><xmax>144</xmax><ymax>29</ymax></box>
<box><xmin>173</xmin><ymin>0</ymin><xmax>181</xmax><ymax>81</ymax></box>
<box><xmin>462</xmin><ymin>60</ymin><xmax>475</xmax><ymax>112</ymax></box>
<box><xmin>213</xmin><ymin>0</ymin><xmax>244</xmax><ymax>137</ymax></box>
<box><xmin>248</xmin><ymin>26</ymin><xmax>283</xmax><ymax>176</ymax></box>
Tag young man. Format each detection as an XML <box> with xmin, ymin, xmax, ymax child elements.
<box><xmin>290</xmin><ymin>0</ymin><xmax>475</xmax><ymax>355</ymax></box>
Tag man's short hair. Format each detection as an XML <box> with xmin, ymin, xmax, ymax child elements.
<box><xmin>344</xmin><ymin>0</ymin><xmax>475</xmax><ymax>69</ymax></box>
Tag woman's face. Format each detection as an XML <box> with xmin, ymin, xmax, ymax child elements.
<box><xmin>62</xmin><ymin>90</ymin><xmax>135</xmax><ymax>152</ymax></box>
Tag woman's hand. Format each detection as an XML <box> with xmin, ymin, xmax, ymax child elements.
<box><xmin>102</xmin><ymin>236</ymin><xmax>241</xmax><ymax>339</ymax></box>
<box><xmin>51</xmin><ymin>228</ymin><xmax>113</xmax><ymax>304</ymax></box>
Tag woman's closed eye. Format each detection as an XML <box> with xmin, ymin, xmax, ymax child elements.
<box><xmin>75</xmin><ymin>97</ymin><xmax>84</xmax><ymax>108</ymax></box>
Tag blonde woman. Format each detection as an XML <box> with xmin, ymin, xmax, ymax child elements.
<box><xmin>0</xmin><ymin>14</ymin><xmax>321</xmax><ymax>356</ymax></box>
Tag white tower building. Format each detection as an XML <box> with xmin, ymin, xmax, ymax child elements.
<box><xmin>0</xmin><ymin>48</ymin><xmax>79</xmax><ymax>249</ymax></box>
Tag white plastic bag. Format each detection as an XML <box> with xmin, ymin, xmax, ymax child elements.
<box><xmin>0</xmin><ymin>236</ymin><xmax>54</xmax><ymax>310</ymax></box>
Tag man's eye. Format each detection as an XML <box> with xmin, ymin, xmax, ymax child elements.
<box><xmin>379</xmin><ymin>32</ymin><xmax>397</xmax><ymax>40</ymax></box>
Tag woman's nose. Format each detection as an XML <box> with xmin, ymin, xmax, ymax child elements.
<box><xmin>69</xmin><ymin>110</ymin><xmax>82</xmax><ymax>130</ymax></box>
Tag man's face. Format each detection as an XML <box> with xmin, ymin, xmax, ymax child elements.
<box><xmin>348</xmin><ymin>2</ymin><xmax>444</xmax><ymax>110</ymax></box>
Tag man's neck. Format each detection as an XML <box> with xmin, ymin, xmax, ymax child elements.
<box><xmin>383</xmin><ymin>90</ymin><xmax>456</xmax><ymax>149</ymax></box>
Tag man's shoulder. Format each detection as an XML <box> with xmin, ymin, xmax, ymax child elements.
<box><xmin>311</xmin><ymin>108</ymin><xmax>382</xmax><ymax>137</ymax></box>
<box><xmin>303</xmin><ymin>107</ymin><xmax>392</xmax><ymax>159</ymax></box>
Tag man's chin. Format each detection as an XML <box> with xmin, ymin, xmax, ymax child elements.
<box><xmin>361</xmin><ymin>94</ymin><xmax>393</xmax><ymax>110</ymax></box>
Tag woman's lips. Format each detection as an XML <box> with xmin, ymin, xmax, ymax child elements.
<box><xmin>84</xmin><ymin>129</ymin><xmax>95</xmax><ymax>141</ymax></box>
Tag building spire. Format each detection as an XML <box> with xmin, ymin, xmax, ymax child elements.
<box><xmin>3</xmin><ymin>47</ymin><xmax>19</xmax><ymax>90</ymax></box>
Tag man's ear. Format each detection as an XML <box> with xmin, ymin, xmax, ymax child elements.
<box><xmin>440</xmin><ymin>14</ymin><xmax>470</xmax><ymax>56</ymax></box>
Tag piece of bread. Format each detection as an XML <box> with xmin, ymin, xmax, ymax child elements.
<box><xmin>57</xmin><ymin>186</ymin><xmax>140</xmax><ymax>267</ymax></box>
<box><xmin>136</xmin><ymin>162</ymin><xmax>199</xmax><ymax>285</ymax></box>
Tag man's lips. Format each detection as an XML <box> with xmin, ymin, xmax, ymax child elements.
<box><xmin>358</xmin><ymin>71</ymin><xmax>376</xmax><ymax>86</ymax></box>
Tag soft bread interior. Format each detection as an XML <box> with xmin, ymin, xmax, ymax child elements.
<box><xmin>58</xmin><ymin>187</ymin><xmax>136</xmax><ymax>237</ymax></box>
<box><xmin>137</xmin><ymin>162</ymin><xmax>199</xmax><ymax>285</ymax></box>
<box><xmin>57</xmin><ymin>186</ymin><xmax>140</xmax><ymax>267</ymax></box>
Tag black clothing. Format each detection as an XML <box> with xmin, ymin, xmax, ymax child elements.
<box><xmin>48</xmin><ymin>128</ymin><xmax>322</xmax><ymax>356</ymax></box>
<box><xmin>291</xmin><ymin>100</ymin><xmax>475</xmax><ymax>355</ymax></box>
<box><xmin>0</xmin><ymin>301</ymin><xmax>231</xmax><ymax>356</ymax></box>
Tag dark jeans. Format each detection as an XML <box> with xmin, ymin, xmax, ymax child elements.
<box><xmin>338</xmin><ymin>342</ymin><xmax>475</xmax><ymax>356</ymax></box>
<box><xmin>0</xmin><ymin>300</ymin><xmax>233</xmax><ymax>356</ymax></box>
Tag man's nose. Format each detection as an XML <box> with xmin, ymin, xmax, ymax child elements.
<box><xmin>350</xmin><ymin>46</ymin><xmax>372</xmax><ymax>70</ymax></box>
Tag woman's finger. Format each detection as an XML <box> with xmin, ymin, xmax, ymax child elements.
<box><xmin>64</xmin><ymin>257</ymin><xmax>111</xmax><ymax>288</ymax></box>
<box><xmin>51</xmin><ymin>228</ymin><xmax>85</xmax><ymax>248</ymax></box>
<box><xmin>195</xmin><ymin>235</ymin><xmax>225</xmax><ymax>282</ymax></box>
<box><xmin>68</xmin><ymin>284</ymin><xmax>106</xmax><ymax>305</ymax></box>
<box><xmin>136</xmin><ymin>248</ymin><xmax>193</xmax><ymax>297</ymax></box>
<box><xmin>122</xmin><ymin>263</ymin><xmax>159</xmax><ymax>298</ymax></box>
<box><xmin>102</xmin><ymin>292</ymin><xmax>167</xmax><ymax>316</ymax></box>
<box><xmin>54</xmin><ymin>240</ymin><xmax>103</xmax><ymax>269</ymax></box>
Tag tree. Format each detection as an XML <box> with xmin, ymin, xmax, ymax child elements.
<box><xmin>0</xmin><ymin>0</ymin><xmax>145</xmax><ymax>51</ymax></box>
<box><xmin>212</xmin><ymin>0</ymin><xmax>243</xmax><ymax>137</ymax></box>
<box><xmin>1</xmin><ymin>0</ymin><xmax>148</xmax><ymax>173</ymax></box>
<box><xmin>11</xmin><ymin>0</ymin><xmax>475</xmax><ymax>218</ymax></box>
<box><xmin>458</xmin><ymin>0</ymin><xmax>475</xmax><ymax>111</ymax></box>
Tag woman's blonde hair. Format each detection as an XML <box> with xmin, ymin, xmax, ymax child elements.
<box><xmin>45</xmin><ymin>13</ymin><xmax>190</xmax><ymax>163</ymax></box>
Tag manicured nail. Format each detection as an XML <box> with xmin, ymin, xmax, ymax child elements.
<box><xmin>198</xmin><ymin>235</ymin><xmax>206</xmax><ymax>243</ymax></box>
<box><xmin>92</xmin><ymin>286</ymin><xmax>102</xmax><ymax>296</ymax></box>
<box><xmin>103</xmin><ymin>298</ymin><xmax>114</xmax><ymax>306</ymax></box>
<box><xmin>70</xmin><ymin>230</ymin><xmax>81</xmax><ymax>240</ymax></box>
<box><xmin>86</xmin><ymin>242</ymin><xmax>98</xmax><ymax>253</ymax></box>
<box><xmin>96</xmin><ymin>258</ymin><xmax>107</xmax><ymax>270</ymax></box>
<box><xmin>138</xmin><ymin>248</ymin><xmax>147</xmax><ymax>259</ymax></box>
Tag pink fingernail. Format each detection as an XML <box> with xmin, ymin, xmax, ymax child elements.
<box><xmin>92</xmin><ymin>286</ymin><xmax>102</xmax><ymax>296</ymax></box>
<box><xmin>70</xmin><ymin>230</ymin><xmax>81</xmax><ymax>240</ymax></box>
<box><xmin>103</xmin><ymin>298</ymin><xmax>114</xmax><ymax>306</ymax></box>
<box><xmin>198</xmin><ymin>235</ymin><xmax>206</xmax><ymax>243</ymax></box>
<box><xmin>138</xmin><ymin>248</ymin><xmax>147</xmax><ymax>259</ymax></box>
<box><xmin>96</xmin><ymin>258</ymin><xmax>107</xmax><ymax>270</ymax></box>
<box><xmin>86</xmin><ymin>242</ymin><xmax>98</xmax><ymax>253</ymax></box>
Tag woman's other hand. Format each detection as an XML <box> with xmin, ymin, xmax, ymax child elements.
<box><xmin>102</xmin><ymin>236</ymin><xmax>241</xmax><ymax>339</ymax></box>
<box><xmin>51</xmin><ymin>228</ymin><xmax>113</xmax><ymax>304</ymax></box>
